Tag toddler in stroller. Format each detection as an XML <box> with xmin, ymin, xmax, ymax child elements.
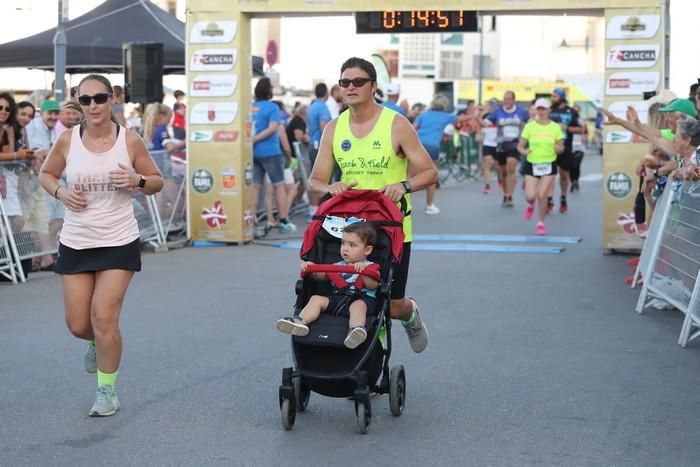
<box><xmin>276</xmin><ymin>222</ymin><xmax>380</xmax><ymax>349</ymax></box>
<box><xmin>277</xmin><ymin>190</ymin><xmax>407</xmax><ymax>434</ymax></box>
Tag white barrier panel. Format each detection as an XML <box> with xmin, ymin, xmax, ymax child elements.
<box><xmin>632</xmin><ymin>184</ymin><xmax>673</xmax><ymax>288</ymax></box>
<box><xmin>635</xmin><ymin>181</ymin><xmax>700</xmax><ymax>346</ymax></box>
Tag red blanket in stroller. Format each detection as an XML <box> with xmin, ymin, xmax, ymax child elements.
<box><xmin>300</xmin><ymin>190</ymin><xmax>405</xmax><ymax>264</ymax></box>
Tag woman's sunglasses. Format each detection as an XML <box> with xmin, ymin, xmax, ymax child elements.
<box><xmin>78</xmin><ymin>93</ymin><xmax>112</xmax><ymax>106</ymax></box>
<box><xmin>0</xmin><ymin>104</ymin><xmax>11</xmax><ymax>112</ymax></box>
<box><xmin>338</xmin><ymin>78</ymin><xmax>374</xmax><ymax>88</ymax></box>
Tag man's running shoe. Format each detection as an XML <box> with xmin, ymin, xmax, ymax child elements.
<box><xmin>483</xmin><ymin>184</ymin><xmax>491</xmax><ymax>194</ymax></box>
<box><xmin>546</xmin><ymin>201</ymin><xmax>555</xmax><ymax>214</ymax></box>
<box><xmin>570</xmin><ymin>180</ymin><xmax>580</xmax><ymax>192</ymax></box>
<box><xmin>85</xmin><ymin>343</ymin><xmax>96</xmax><ymax>374</ymax></box>
<box><xmin>403</xmin><ymin>298</ymin><xmax>428</xmax><ymax>353</ymax></box>
<box><xmin>536</xmin><ymin>222</ymin><xmax>546</xmax><ymax>236</ymax></box>
<box><xmin>524</xmin><ymin>203</ymin><xmax>535</xmax><ymax>221</ymax></box>
<box><xmin>279</xmin><ymin>221</ymin><xmax>297</xmax><ymax>233</ymax></box>
<box><xmin>560</xmin><ymin>198</ymin><xmax>568</xmax><ymax>214</ymax></box>
<box><xmin>425</xmin><ymin>204</ymin><xmax>440</xmax><ymax>215</ymax></box>
<box><xmin>276</xmin><ymin>317</ymin><xmax>309</xmax><ymax>336</ymax></box>
<box><xmin>344</xmin><ymin>327</ymin><xmax>368</xmax><ymax>349</ymax></box>
<box><xmin>502</xmin><ymin>196</ymin><xmax>514</xmax><ymax>208</ymax></box>
<box><xmin>89</xmin><ymin>386</ymin><xmax>120</xmax><ymax>417</ymax></box>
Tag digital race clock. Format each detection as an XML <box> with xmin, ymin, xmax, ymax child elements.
<box><xmin>355</xmin><ymin>10</ymin><xmax>478</xmax><ymax>34</ymax></box>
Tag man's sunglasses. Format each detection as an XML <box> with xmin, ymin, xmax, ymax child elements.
<box><xmin>338</xmin><ymin>78</ymin><xmax>374</xmax><ymax>88</ymax></box>
<box><xmin>78</xmin><ymin>93</ymin><xmax>112</xmax><ymax>106</ymax></box>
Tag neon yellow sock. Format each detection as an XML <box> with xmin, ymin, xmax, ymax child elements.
<box><xmin>402</xmin><ymin>311</ymin><xmax>416</xmax><ymax>325</ymax></box>
<box><xmin>97</xmin><ymin>369</ymin><xmax>118</xmax><ymax>388</ymax></box>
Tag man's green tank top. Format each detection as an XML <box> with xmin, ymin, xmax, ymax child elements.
<box><xmin>333</xmin><ymin>107</ymin><xmax>412</xmax><ymax>241</ymax></box>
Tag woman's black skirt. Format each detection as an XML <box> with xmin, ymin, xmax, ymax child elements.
<box><xmin>55</xmin><ymin>238</ymin><xmax>141</xmax><ymax>274</ymax></box>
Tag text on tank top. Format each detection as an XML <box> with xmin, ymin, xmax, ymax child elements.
<box><xmin>59</xmin><ymin>124</ymin><xmax>140</xmax><ymax>249</ymax></box>
<box><xmin>333</xmin><ymin>106</ymin><xmax>413</xmax><ymax>242</ymax></box>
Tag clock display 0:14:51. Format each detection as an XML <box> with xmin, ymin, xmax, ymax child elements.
<box><xmin>381</xmin><ymin>10</ymin><xmax>465</xmax><ymax>29</ymax></box>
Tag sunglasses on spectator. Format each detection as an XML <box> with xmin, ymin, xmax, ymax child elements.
<box><xmin>78</xmin><ymin>93</ymin><xmax>112</xmax><ymax>106</ymax></box>
<box><xmin>0</xmin><ymin>105</ymin><xmax>11</xmax><ymax>112</ymax></box>
<box><xmin>338</xmin><ymin>78</ymin><xmax>374</xmax><ymax>88</ymax></box>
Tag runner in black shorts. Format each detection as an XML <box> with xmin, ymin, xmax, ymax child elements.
<box><xmin>548</xmin><ymin>87</ymin><xmax>583</xmax><ymax>214</ymax></box>
<box><xmin>478</xmin><ymin>98</ymin><xmax>499</xmax><ymax>194</ymax></box>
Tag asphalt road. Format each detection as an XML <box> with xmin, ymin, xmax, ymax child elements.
<box><xmin>2</xmin><ymin>153</ymin><xmax>700</xmax><ymax>466</ymax></box>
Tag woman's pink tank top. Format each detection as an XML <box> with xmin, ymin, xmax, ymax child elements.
<box><xmin>59</xmin><ymin>125</ymin><xmax>140</xmax><ymax>249</ymax></box>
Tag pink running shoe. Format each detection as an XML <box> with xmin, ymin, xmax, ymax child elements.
<box><xmin>536</xmin><ymin>222</ymin><xmax>546</xmax><ymax>236</ymax></box>
<box><xmin>524</xmin><ymin>203</ymin><xmax>535</xmax><ymax>221</ymax></box>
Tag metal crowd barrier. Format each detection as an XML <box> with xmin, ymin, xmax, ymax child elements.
<box><xmin>0</xmin><ymin>149</ymin><xmax>188</xmax><ymax>284</ymax></box>
<box><xmin>634</xmin><ymin>181</ymin><xmax>700</xmax><ymax>347</ymax></box>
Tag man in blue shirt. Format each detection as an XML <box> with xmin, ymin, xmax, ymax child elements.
<box><xmin>307</xmin><ymin>82</ymin><xmax>332</xmax><ymax>218</ymax></box>
<box><xmin>383</xmin><ymin>83</ymin><xmax>405</xmax><ymax>115</ymax></box>
<box><xmin>483</xmin><ymin>90</ymin><xmax>529</xmax><ymax>207</ymax></box>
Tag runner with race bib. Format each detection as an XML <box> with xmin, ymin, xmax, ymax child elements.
<box><xmin>517</xmin><ymin>98</ymin><xmax>564</xmax><ymax>236</ymax></box>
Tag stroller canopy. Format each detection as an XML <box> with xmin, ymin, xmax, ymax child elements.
<box><xmin>301</xmin><ymin>190</ymin><xmax>405</xmax><ymax>264</ymax></box>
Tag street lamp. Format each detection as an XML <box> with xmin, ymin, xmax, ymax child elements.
<box><xmin>54</xmin><ymin>0</ymin><xmax>69</xmax><ymax>101</ymax></box>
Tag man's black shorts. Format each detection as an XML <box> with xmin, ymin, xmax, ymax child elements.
<box><xmin>391</xmin><ymin>242</ymin><xmax>411</xmax><ymax>300</ymax></box>
<box><xmin>557</xmin><ymin>151</ymin><xmax>575</xmax><ymax>172</ymax></box>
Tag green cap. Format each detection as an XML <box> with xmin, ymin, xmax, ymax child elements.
<box><xmin>659</xmin><ymin>98</ymin><xmax>697</xmax><ymax>118</ymax></box>
<box><xmin>40</xmin><ymin>100</ymin><xmax>61</xmax><ymax>112</ymax></box>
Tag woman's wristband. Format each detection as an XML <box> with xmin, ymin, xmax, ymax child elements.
<box><xmin>54</xmin><ymin>186</ymin><xmax>62</xmax><ymax>199</ymax></box>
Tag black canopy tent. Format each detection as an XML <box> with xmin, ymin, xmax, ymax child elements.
<box><xmin>0</xmin><ymin>0</ymin><xmax>186</xmax><ymax>73</ymax></box>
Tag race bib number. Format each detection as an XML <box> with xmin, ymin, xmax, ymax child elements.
<box><xmin>533</xmin><ymin>163</ymin><xmax>552</xmax><ymax>176</ymax></box>
<box><xmin>322</xmin><ymin>215</ymin><xmax>366</xmax><ymax>238</ymax></box>
<box><xmin>503</xmin><ymin>125</ymin><xmax>520</xmax><ymax>140</ymax></box>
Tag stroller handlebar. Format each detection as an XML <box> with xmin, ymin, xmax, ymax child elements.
<box><xmin>300</xmin><ymin>264</ymin><xmax>381</xmax><ymax>282</ymax></box>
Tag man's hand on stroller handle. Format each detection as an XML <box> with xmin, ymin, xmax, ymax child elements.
<box><xmin>327</xmin><ymin>181</ymin><xmax>357</xmax><ymax>196</ymax></box>
<box><xmin>380</xmin><ymin>182</ymin><xmax>408</xmax><ymax>203</ymax></box>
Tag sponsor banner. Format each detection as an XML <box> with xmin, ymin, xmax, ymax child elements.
<box><xmin>606</xmin><ymin>15</ymin><xmax>660</xmax><ymax>40</ymax></box>
<box><xmin>608</xmin><ymin>100</ymin><xmax>649</xmax><ymax>124</ymax></box>
<box><xmin>189</xmin><ymin>48</ymin><xmax>238</xmax><ymax>72</ymax></box>
<box><xmin>191</xmin><ymin>74</ymin><xmax>238</xmax><ymax>97</ymax></box>
<box><xmin>190</xmin><ymin>130</ymin><xmax>213</xmax><ymax>142</ymax></box>
<box><xmin>605</xmin><ymin>72</ymin><xmax>660</xmax><ymax>96</ymax></box>
<box><xmin>221</xmin><ymin>168</ymin><xmax>237</xmax><ymax>194</ymax></box>
<box><xmin>606</xmin><ymin>44</ymin><xmax>659</xmax><ymax>69</ymax></box>
<box><xmin>606</xmin><ymin>131</ymin><xmax>632</xmax><ymax>144</ymax></box>
<box><xmin>190</xmin><ymin>21</ymin><xmax>238</xmax><ymax>44</ymax></box>
<box><xmin>190</xmin><ymin>102</ymin><xmax>239</xmax><ymax>125</ymax></box>
<box><xmin>606</xmin><ymin>171</ymin><xmax>633</xmax><ymax>199</ymax></box>
<box><xmin>215</xmin><ymin>130</ymin><xmax>239</xmax><ymax>142</ymax></box>
<box><xmin>192</xmin><ymin>169</ymin><xmax>214</xmax><ymax>194</ymax></box>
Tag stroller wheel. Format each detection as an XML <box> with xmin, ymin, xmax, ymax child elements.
<box><xmin>281</xmin><ymin>398</ymin><xmax>296</xmax><ymax>431</ymax></box>
<box><xmin>389</xmin><ymin>364</ymin><xmax>406</xmax><ymax>417</ymax></box>
<box><xmin>355</xmin><ymin>401</ymin><xmax>371</xmax><ymax>434</ymax></box>
<box><xmin>293</xmin><ymin>377</ymin><xmax>310</xmax><ymax>412</ymax></box>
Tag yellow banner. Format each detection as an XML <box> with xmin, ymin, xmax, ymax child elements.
<box><xmin>602</xmin><ymin>7</ymin><xmax>664</xmax><ymax>252</ymax></box>
<box><xmin>187</xmin><ymin>12</ymin><xmax>254</xmax><ymax>242</ymax></box>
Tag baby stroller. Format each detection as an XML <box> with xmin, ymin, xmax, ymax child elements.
<box><xmin>278</xmin><ymin>190</ymin><xmax>407</xmax><ymax>434</ymax></box>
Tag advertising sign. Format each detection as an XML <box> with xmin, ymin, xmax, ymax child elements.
<box><xmin>606</xmin><ymin>15</ymin><xmax>660</xmax><ymax>40</ymax></box>
<box><xmin>190</xmin><ymin>102</ymin><xmax>239</xmax><ymax>125</ymax></box>
<box><xmin>189</xmin><ymin>48</ymin><xmax>238</xmax><ymax>72</ymax></box>
<box><xmin>606</xmin><ymin>44</ymin><xmax>660</xmax><ymax>69</ymax></box>
<box><xmin>190</xmin><ymin>21</ymin><xmax>238</xmax><ymax>43</ymax></box>
<box><xmin>190</xmin><ymin>74</ymin><xmax>238</xmax><ymax>97</ymax></box>
<box><xmin>605</xmin><ymin>71</ymin><xmax>660</xmax><ymax>96</ymax></box>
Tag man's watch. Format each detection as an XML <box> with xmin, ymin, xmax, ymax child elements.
<box><xmin>401</xmin><ymin>180</ymin><xmax>412</xmax><ymax>193</ymax></box>
<box><xmin>137</xmin><ymin>175</ymin><xmax>146</xmax><ymax>189</ymax></box>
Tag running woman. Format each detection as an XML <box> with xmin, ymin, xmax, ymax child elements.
<box><xmin>308</xmin><ymin>57</ymin><xmax>436</xmax><ymax>353</ymax></box>
<box><xmin>39</xmin><ymin>74</ymin><xmax>163</xmax><ymax>416</ymax></box>
<box><xmin>517</xmin><ymin>98</ymin><xmax>564</xmax><ymax>235</ymax></box>
<box><xmin>477</xmin><ymin>98</ymin><xmax>499</xmax><ymax>194</ymax></box>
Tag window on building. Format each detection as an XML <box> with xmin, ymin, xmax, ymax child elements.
<box><xmin>472</xmin><ymin>55</ymin><xmax>492</xmax><ymax>78</ymax></box>
<box><xmin>491</xmin><ymin>16</ymin><xmax>497</xmax><ymax>31</ymax></box>
<box><xmin>440</xmin><ymin>50</ymin><xmax>463</xmax><ymax>80</ymax></box>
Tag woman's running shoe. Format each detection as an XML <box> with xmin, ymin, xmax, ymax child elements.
<box><xmin>536</xmin><ymin>222</ymin><xmax>546</xmax><ymax>236</ymax></box>
<box><xmin>89</xmin><ymin>386</ymin><xmax>120</xmax><ymax>417</ymax></box>
<box><xmin>84</xmin><ymin>343</ymin><xmax>96</xmax><ymax>373</ymax></box>
<box><xmin>483</xmin><ymin>184</ymin><xmax>491</xmax><ymax>194</ymax></box>
<box><xmin>524</xmin><ymin>203</ymin><xmax>535</xmax><ymax>221</ymax></box>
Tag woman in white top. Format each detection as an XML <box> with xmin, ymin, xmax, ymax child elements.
<box><xmin>39</xmin><ymin>74</ymin><xmax>163</xmax><ymax>417</ymax></box>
